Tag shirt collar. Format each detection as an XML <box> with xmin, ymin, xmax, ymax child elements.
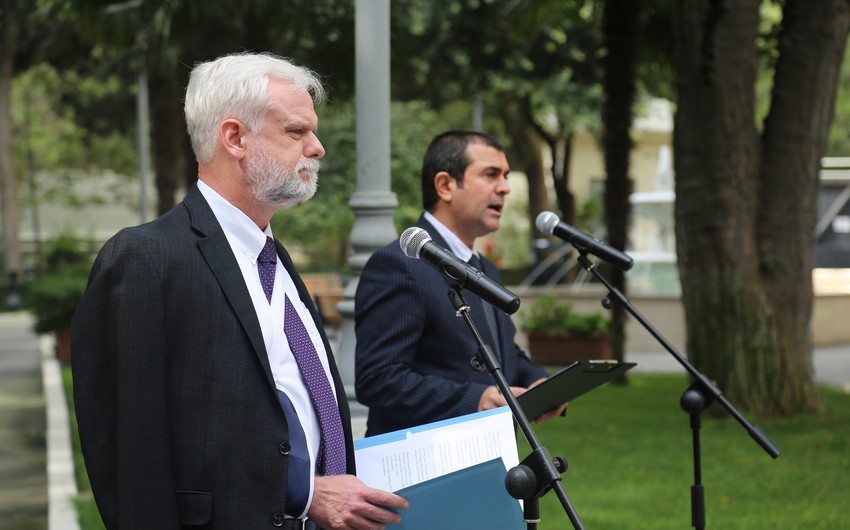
<box><xmin>197</xmin><ymin>180</ymin><xmax>273</xmax><ymax>263</ymax></box>
<box><xmin>423</xmin><ymin>211</ymin><xmax>476</xmax><ymax>262</ymax></box>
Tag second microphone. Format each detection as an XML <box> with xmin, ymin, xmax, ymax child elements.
<box><xmin>400</xmin><ymin>227</ymin><xmax>521</xmax><ymax>315</ymax></box>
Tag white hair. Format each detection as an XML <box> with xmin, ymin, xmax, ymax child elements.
<box><xmin>184</xmin><ymin>52</ymin><xmax>326</xmax><ymax>163</ymax></box>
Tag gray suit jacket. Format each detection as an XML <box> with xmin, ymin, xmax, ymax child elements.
<box><xmin>354</xmin><ymin>215</ymin><xmax>548</xmax><ymax>436</ymax></box>
<box><xmin>71</xmin><ymin>184</ymin><xmax>353</xmax><ymax>529</ymax></box>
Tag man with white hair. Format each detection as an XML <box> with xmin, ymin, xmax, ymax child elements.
<box><xmin>72</xmin><ymin>52</ymin><xmax>407</xmax><ymax>530</ymax></box>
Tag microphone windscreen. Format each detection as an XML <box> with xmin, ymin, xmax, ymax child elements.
<box><xmin>535</xmin><ymin>211</ymin><xmax>560</xmax><ymax>234</ymax></box>
<box><xmin>399</xmin><ymin>227</ymin><xmax>431</xmax><ymax>259</ymax></box>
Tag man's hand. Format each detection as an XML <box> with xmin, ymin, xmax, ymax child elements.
<box><xmin>308</xmin><ymin>474</ymin><xmax>409</xmax><ymax>530</ymax></box>
<box><xmin>478</xmin><ymin>384</ymin><xmax>525</xmax><ymax>411</ymax></box>
<box><xmin>528</xmin><ymin>377</ymin><xmax>568</xmax><ymax>424</ymax></box>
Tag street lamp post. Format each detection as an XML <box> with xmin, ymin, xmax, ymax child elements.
<box><xmin>336</xmin><ymin>0</ymin><xmax>397</xmax><ymax>415</ymax></box>
<box><xmin>105</xmin><ymin>0</ymin><xmax>149</xmax><ymax>224</ymax></box>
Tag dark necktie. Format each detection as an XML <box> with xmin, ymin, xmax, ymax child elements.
<box><xmin>284</xmin><ymin>296</ymin><xmax>347</xmax><ymax>475</ymax></box>
<box><xmin>258</xmin><ymin>237</ymin><xmax>278</xmax><ymax>303</ymax></box>
<box><xmin>259</xmin><ymin>237</ymin><xmax>347</xmax><ymax>475</ymax></box>
<box><xmin>257</xmin><ymin>237</ymin><xmax>310</xmax><ymax>514</ymax></box>
<box><xmin>468</xmin><ymin>253</ymin><xmax>501</xmax><ymax>359</ymax></box>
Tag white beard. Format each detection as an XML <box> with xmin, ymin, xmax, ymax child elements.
<box><xmin>245</xmin><ymin>141</ymin><xmax>320</xmax><ymax>209</ymax></box>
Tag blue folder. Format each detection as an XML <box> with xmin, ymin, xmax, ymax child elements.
<box><xmin>388</xmin><ymin>458</ymin><xmax>525</xmax><ymax>530</ymax></box>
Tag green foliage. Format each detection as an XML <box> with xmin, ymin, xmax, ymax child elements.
<box><xmin>520</xmin><ymin>293</ymin><xmax>608</xmax><ymax>336</ymax></box>
<box><xmin>391</xmin><ymin>0</ymin><xmax>604</xmax><ymax>104</ymax></box>
<box><xmin>12</xmin><ymin>64</ymin><xmax>137</xmax><ymax>175</ymax></box>
<box><xmin>387</xmin><ymin>99</ymin><xmax>473</xmax><ymax>230</ymax></box>
<box><xmin>28</xmin><ymin>273</ymin><xmax>88</xmax><ymax>334</ymax></box>
<box><xmin>391</xmin><ymin>0</ymin><xmax>608</xmax><ymax>177</ymax></box>
<box><xmin>575</xmin><ymin>196</ymin><xmax>603</xmax><ymax>234</ymax></box>
<box><xmin>12</xmin><ymin>63</ymin><xmax>137</xmax><ymax>210</ymax></box>
<box><xmin>27</xmin><ymin>234</ymin><xmax>92</xmax><ymax>334</ymax></box>
<box><xmin>63</xmin><ymin>366</ymin><xmax>105</xmax><ymax>529</ymax></box>
<box><xmin>827</xmin><ymin>38</ymin><xmax>850</xmax><ymax>155</ymax></box>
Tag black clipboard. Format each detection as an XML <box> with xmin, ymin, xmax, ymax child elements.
<box><xmin>518</xmin><ymin>360</ymin><xmax>636</xmax><ymax>421</ymax></box>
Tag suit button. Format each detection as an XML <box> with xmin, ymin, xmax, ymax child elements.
<box><xmin>279</xmin><ymin>441</ymin><xmax>291</xmax><ymax>455</ymax></box>
<box><xmin>272</xmin><ymin>512</ymin><xmax>284</xmax><ymax>526</ymax></box>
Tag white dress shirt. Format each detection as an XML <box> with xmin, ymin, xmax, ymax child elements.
<box><xmin>424</xmin><ymin>211</ymin><xmax>476</xmax><ymax>260</ymax></box>
<box><xmin>199</xmin><ymin>180</ymin><xmax>339</xmax><ymax>516</ymax></box>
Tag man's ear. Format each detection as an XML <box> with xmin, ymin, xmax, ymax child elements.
<box><xmin>433</xmin><ymin>171</ymin><xmax>456</xmax><ymax>203</ymax></box>
<box><xmin>220</xmin><ymin>119</ymin><xmax>248</xmax><ymax>160</ymax></box>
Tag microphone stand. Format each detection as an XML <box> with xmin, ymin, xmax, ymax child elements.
<box><xmin>445</xmin><ymin>287</ymin><xmax>585</xmax><ymax>530</ymax></box>
<box><xmin>574</xmin><ymin>252</ymin><xmax>781</xmax><ymax>530</ymax></box>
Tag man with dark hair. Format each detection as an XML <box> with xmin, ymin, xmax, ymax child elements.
<box><xmin>355</xmin><ymin>130</ymin><xmax>566</xmax><ymax>436</ymax></box>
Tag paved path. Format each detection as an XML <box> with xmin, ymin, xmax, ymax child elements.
<box><xmin>0</xmin><ymin>313</ymin><xmax>47</xmax><ymax>530</ymax></box>
<box><xmin>0</xmin><ymin>311</ymin><xmax>847</xmax><ymax>529</ymax></box>
<box><xmin>628</xmin><ymin>345</ymin><xmax>850</xmax><ymax>393</ymax></box>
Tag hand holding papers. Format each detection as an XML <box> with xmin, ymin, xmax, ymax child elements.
<box><xmin>353</xmin><ymin>363</ymin><xmax>636</xmax><ymax>529</ymax></box>
<box><xmin>355</xmin><ymin>407</ymin><xmax>525</xmax><ymax>530</ymax></box>
<box><xmin>355</xmin><ymin>407</ymin><xmax>519</xmax><ymax>491</ymax></box>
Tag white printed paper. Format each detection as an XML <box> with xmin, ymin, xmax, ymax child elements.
<box><xmin>354</xmin><ymin>407</ymin><xmax>518</xmax><ymax>492</ymax></box>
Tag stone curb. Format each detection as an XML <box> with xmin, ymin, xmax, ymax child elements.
<box><xmin>40</xmin><ymin>334</ymin><xmax>82</xmax><ymax>530</ymax></box>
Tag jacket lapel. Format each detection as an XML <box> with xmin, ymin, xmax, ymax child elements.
<box><xmin>183</xmin><ymin>184</ymin><xmax>277</xmax><ymax>390</ymax></box>
<box><xmin>183</xmin><ymin>183</ymin><xmax>355</xmax><ymax>470</ymax></box>
<box><xmin>416</xmin><ymin>216</ymin><xmax>500</xmax><ymax>356</ymax></box>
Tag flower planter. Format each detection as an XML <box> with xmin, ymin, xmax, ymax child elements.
<box><xmin>527</xmin><ymin>332</ymin><xmax>612</xmax><ymax>365</ymax></box>
<box><xmin>55</xmin><ymin>329</ymin><xmax>72</xmax><ymax>365</ymax></box>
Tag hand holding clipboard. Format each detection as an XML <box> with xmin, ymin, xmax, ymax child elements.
<box><xmin>518</xmin><ymin>361</ymin><xmax>636</xmax><ymax>422</ymax></box>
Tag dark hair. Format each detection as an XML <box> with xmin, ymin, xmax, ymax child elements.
<box><xmin>421</xmin><ymin>130</ymin><xmax>505</xmax><ymax>211</ymax></box>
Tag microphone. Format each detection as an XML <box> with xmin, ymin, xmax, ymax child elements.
<box><xmin>399</xmin><ymin>227</ymin><xmax>521</xmax><ymax>315</ymax></box>
<box><xmin>536</xmin><ymin>211</ymin><xmax>634</xmax><ymax>271</ymax></box>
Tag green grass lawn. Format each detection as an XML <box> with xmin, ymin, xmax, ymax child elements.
<box><xmin>61</xmin><ymin>367</ymin><xmax>104</xmax><ymax>530</ymax></box>
<box><xmin>520</xmin><ymin>374</ymin><xmax>850</xmax><ymax>530</ymax></box>
<box><xmin>64</xmin><ymin>368</ymin><xmax>850</xmax><ymax>529</ymax></box>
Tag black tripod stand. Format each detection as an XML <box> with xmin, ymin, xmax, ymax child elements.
<box><xmin>574</xmin><ymin>252</ymin><xmax>781</xmax><ymax>529</ymax></box>
<box><xmin>446</xmin><ymin>287</ymin><xmax>585</xmax><ymax>530</ymax></box>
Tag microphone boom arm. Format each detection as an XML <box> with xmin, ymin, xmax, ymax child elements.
<box><xmin>573</xmin><ymin>251</ymin><xmax>780</xmax><ymax>530</ymax></box>
<box><xmin>446</xmin><ymin>287</ymin><xmax>586</xmax><ymax>530</ymax></box>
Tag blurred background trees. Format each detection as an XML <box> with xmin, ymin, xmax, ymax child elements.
<box><xmin>2</xmin><ymin>0</ymin><xmax>849</xmax><ymax>417</ymax></box>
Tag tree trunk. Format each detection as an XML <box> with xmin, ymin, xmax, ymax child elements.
<box><xmin>551</xmin><ymin>131</ymin><xmax>576</xmax><ymax>226</ymax></box>
<box><xmin>756</xmin><ymin>0</ymin><xmax>849</xmax><ymax>414</ymax></box>
<box><xmin>149</xmin><ymin>70</ymin><xmax>187</xmax><ymax>216</ymax></box>
<box><xmin>601</xmin><ymin>0</ymin><xmax>639</xmax><ymax>372</ymax></box>
<box><xmin>500</xmin><ymin>96</ymin><xmax>549</xmax><ymax>241</ymax></box>
<box><xmin>672</xmin><ymin>0</ymin><xmax>847</xmax><ymax>416</ymax></box>
<box><xmin>0</xmin><ymin>0</ymin><xmax>22</xmax><ymax>280</ymax></box>
<box><xmin>524</xmin><ymin>99</ymin><xmax>577</xmax><ymax>227</ymax></box>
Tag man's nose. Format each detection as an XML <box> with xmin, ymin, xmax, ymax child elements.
<box><xmin>497</xmin><ymin>175</ymin><xmax>511</xmax><ymax>194</ymax></box>
<box><xmin>305</xmin><ymin>133</ymin><xmax>325</xmax><ymax>159</ymax></box>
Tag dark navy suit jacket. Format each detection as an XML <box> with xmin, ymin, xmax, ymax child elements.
<box><xmin>71</xmin><ymin>184</ymin><xmax>353</xmax><ymax>529</ymax></box>
<box><xmin>355</xmin><ymin>215</ymin><xmax>548</xmax><ymax>436</ymax></box>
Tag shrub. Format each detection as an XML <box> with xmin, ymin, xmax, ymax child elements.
<box><xmin>520</xmin><ymin>293</ymin><xmax>608</xmax><ymax>337</ymax></box>
<box><xmin>28</xmin><ymin>234</ymin><xmax>92</xmax><ymax>334</ymax></box>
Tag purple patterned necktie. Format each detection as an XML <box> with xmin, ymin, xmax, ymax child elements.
<box><xmin>258</xmin><ymin>237</ymin><xmax>347</xmax><ymax>475</ymax></box>
<box><xmin>258</xmin><ymin>237</ymin><xmax>277</xmax><ymax>303</ymax></box>
<box><xmin>284</xmin><ymin>296</ymin><xmax>347</xmax><ymax>475</ymax></box>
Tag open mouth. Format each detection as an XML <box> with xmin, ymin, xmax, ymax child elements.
<box><xmin>488</xmin><ymin>204</ymin><xmax>504</xmax><ymax>214</ymax></box>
